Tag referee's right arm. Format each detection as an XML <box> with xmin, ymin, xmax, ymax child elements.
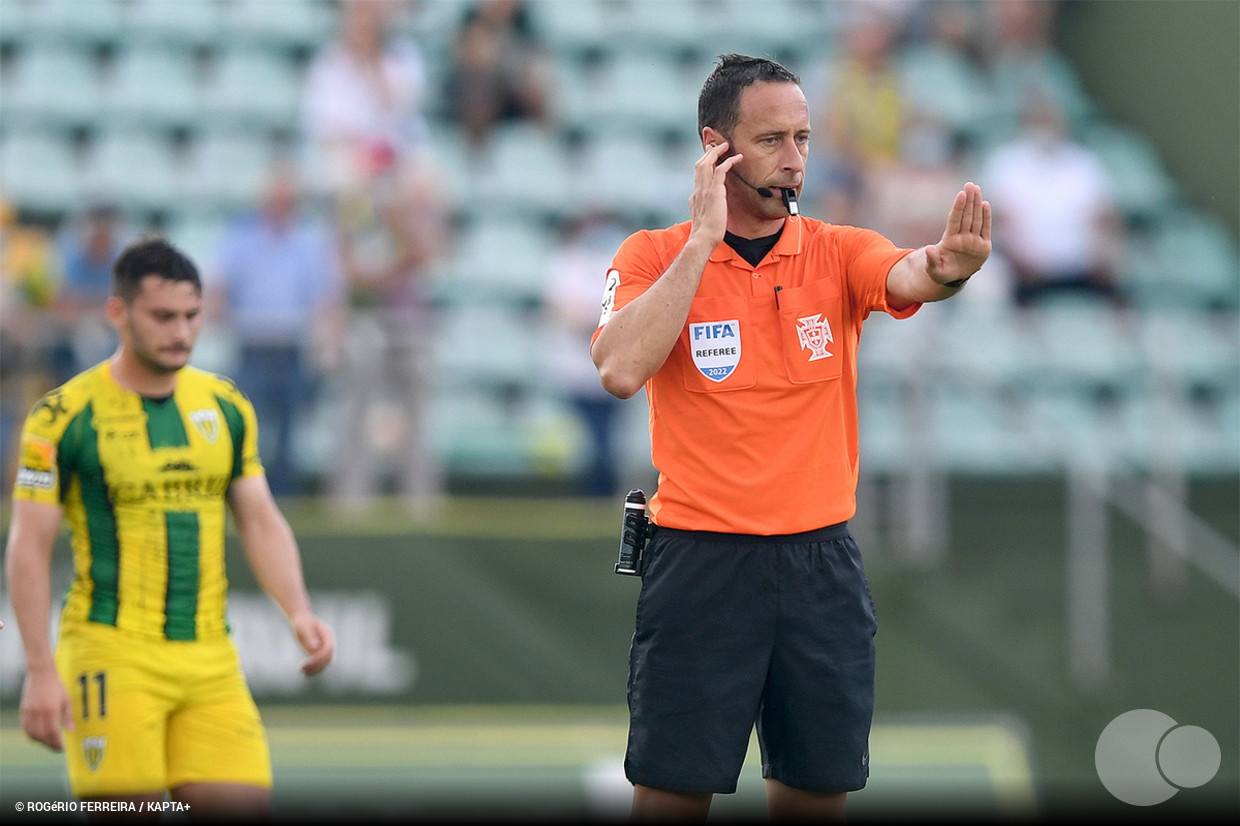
<box><xmin>592</xmin><ymin>143</ymin><xmax>736</xmax><ymax>399</ymax></box>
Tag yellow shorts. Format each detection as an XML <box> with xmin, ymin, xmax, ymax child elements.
<box><xmin>54</xmin><ymin>621</ymin><xmax>272</xmax><ymax>798</ymax></box>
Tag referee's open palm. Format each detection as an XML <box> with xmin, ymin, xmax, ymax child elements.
<box><xmin>926</xmin><ymin>182</ymin><xmax>992</xmax><ymax>284</ymax></box>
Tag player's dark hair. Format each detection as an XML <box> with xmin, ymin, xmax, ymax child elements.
<box><xmin>111</xmin><ymin>234</ymin><xmax>201</xmax><ymax>303</ymax></box>
<box><xmin>698</xmin><ymin>53</ymin><xmax>800</xmax><ymax>138</ymax></box>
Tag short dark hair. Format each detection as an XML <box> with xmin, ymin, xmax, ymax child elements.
<box><xmin>697</xmin><ymin>53</ymin><xmax>800</xmax><ymax>138</ymax></box>
<box><xmin>112</xmin><ymin>234</ymin><xmax>201</xmax><ymax>303</ymax></box>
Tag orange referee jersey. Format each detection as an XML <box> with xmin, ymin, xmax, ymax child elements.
<box><xmin>594</xmin><ymin>215</ymin><xmax>917</xmax><ymax>535</ymax></box>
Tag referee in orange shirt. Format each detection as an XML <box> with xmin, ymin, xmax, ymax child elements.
<box><xmin>591</xmin><ymin>54</ymin><xmax>991</xmax><ymax>821</ymax></box>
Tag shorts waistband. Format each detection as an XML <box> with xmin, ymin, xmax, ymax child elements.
<box><xmin>650</xmin><ymin>521</ymin><xmax>851</xmax><ymax>545</ymax></box>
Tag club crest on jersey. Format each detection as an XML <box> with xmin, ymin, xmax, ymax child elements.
<box><xmin>690</xmin><ymin>320</ymin><xmax>741</xmax><ymax>382</ymax></box>
<box><xmin>83</xmin><ymin>735</ymin><xmax>107</xmax><ymax>772</ymax></box>
<box><xmin>796</xmin><ymin>314</ymin><xmax>834</xmax><ymax>361</ymax></box>
<box><xmin>190</xmin><ymin>409</ymin><xmax>220</xmax><ymax>443</ymax></box>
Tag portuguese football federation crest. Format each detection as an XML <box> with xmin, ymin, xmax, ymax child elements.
<box><xmin>83</xmin><ymin>735</ymin><xmax>107</xmax><ymax>772</ymax></box>
<box><xmin>796</xmin><ymin>314</ymin><xmax>833</xmax><ymax>361</ymax></box>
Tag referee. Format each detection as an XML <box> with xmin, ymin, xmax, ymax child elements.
<box><xmin>591</xmin><ymin>54</ymin><xmax>991</xmax><ymax>821</ymax></box>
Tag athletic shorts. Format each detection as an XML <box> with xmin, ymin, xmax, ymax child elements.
<box><xmin>624</xmin><ymin>522</ymin><xmax>877</xmax><ymax>795</ymax></box>
<box><xmin>54</xmin><ymin>621</ymin><xmax>272</xmax><ymax>798</ymax></box>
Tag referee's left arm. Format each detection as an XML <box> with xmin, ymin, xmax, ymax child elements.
<box><xmin>888</xmin><ymin>182</ymin><xmax>991</xmax><ymax>309</ymax></box>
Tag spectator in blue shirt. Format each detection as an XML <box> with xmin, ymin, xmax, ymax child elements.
<box><xmin>209</xmin><ymin>160</ymin><xmax>345</xmax><ymax>496</ymax></box>
<box><xmin>53</xmin><ymin>202</ymin><xmax>133</xmax><ymax>380</ymax></box>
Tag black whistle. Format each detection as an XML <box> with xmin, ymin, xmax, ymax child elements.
<box><xmin>614</xmin><ymin>489</ymin><xmax>648</xmax><ymax>576</ymax></box>
<box><xmin>781</xmin><ymin>187</ymin><xmax>799</xmax><ymax>216</ymax></box>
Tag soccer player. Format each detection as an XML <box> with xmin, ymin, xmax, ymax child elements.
<box><xmin>5</xmin><ymin>235</ymin><xmax>335</xmax><ymax>819</ymax></box>
<box><xmin>591</xmin><ymin>54</ymin><xmax>991</xmax><ymax>820</ymax></box>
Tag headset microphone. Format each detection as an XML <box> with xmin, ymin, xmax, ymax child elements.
<box><xmin>735</xmin><ymin>172</ymin><xmax>800</xmax><ymax>216</ymax></box>
<box><xmin>733</xmin><ymin>172</ymin><xmax>774</xmax><ymax>199</ymax></box>
<box><xmin>714</xmin><ymin>146</ymin><xmax>798</xmax><ymax>215</ymax></box>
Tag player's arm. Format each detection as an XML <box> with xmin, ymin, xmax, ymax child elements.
<box><xmin>4</xmin><ymin>498</ymin><xmax>73</xmax><ymax>751</ymax></box>
<box><xmin>887</xmin><ymin>182</ymin><xmax>992</xmax><ymax>310</ymax></box>
<box><xmin>227</xmin><ymin>474</ymin><xmax>334</xmax><ymax>676</ymax></box>
<box><xmin>591</xmin><ymin>142</ymin><xmax>741</xmax><ymax>399</ymax></box>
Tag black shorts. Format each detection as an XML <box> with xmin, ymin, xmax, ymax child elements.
<box><xmin>624</xmin><ymin>522</ymin><xmax>877</xmax><ymax>795</ymax></box>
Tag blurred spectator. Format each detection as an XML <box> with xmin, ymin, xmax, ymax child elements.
<box><xmin>897</xmin><ymin>0</ymin><xmax>993</xmax><ymax>147</ymax></box>
<box><xmin>300</xmin><ymin>0</ymin><xmax>432</xmax><ymax>197</ymax></box>
<box><xmin>979</xmin><ymin>89</ymin><xmax>1125</xmax><ymax>308</ymax></box>
<box><xmin>541</xmin><ymin>210</ymin><xmax>629</xmax><ymax>498</ymax></box>
<box><xmin>0</xmin><ymin>200</ymin><xmax>63</xmax><ymax>497</ymax></box>
<box><xmin>440</xmin><ymin>0</ymin><xmax>554</xmax><ymax>151</ymax></box>
<box><xmin>807</xmin><ymin>3</ymin><xmax>910</xmax><ymax>224</ymax></box>
<box><xmin>328</xmin><ymin>149</ymin><xmax>449</xmax><ymax>511</ymax></box>
<box><xmin>300</xmin><ymin>0</ymin><xmax>449</xmax><ymax>509</ymax></box>
<box><xmin>208</xmin><ymin>161</ymin><xmax>346</xmax><ymax>497</ymax></box>
<box><xmin>981</xmin><ymin>0</ymin><xmax>1094</xmax><ymax>139</ymax></box>
<box><xmin>52</xmin><ymin>202</ymin><xmax>134</xmax><ymax>379</ymax></box>
<box><xmin>863</xmin><ymin>107</ymin><xmax>968</xmax><ymax>248</ymax></box>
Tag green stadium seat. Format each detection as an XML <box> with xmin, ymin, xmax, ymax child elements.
<box><xmin>218</xmin><ymin>0</ymin><xmax>335</xmax><ymax>50</ymax></box>
<box><xmin>180</xmin><ymin>128</ymin><xmax>279</xmax><ymax>214</ymax></box>
<box><xmin>1081</xmin><ymin>122</ymin><xmax>1179</xmax><ymax>224</ymax></box>
<box><xmin>1021</xmin><ymin>299</ymin><xmax>1145</xmax><ymax>392</ymax></box>
<box><xmin>162</xmin><ymin>211</ymin><xmax>228</xmax><ymax>271</ymax></box>
<box><xmin>3</xmin><ymin>44</ymin><xmax>105</xmax><ymax>129</ymax></box>
<box><xmin>587</xmin><ymin>53</ymin><xmax>697</xmax><ymax>135</ymax></box>
<box><xmin>200</xmin><ymin>46</ymin><xmax>303</xmax><ymax>130</ymax></box>
<box><xmin>103</xmin><ymin>46</ymin><xmax>203</xmax><ymax>130</ymax></box>
<box><xmin>899</xmin><ymin>45</ymin><xmax>996</xmax><ymax>141</ymax></box>
<box><xmin>1136</xmin><ymin>308</ymin><xmax>1240</xmax><ymax>392</ymax></box>
<box><xmin>429</xmin><ymin>388</ymin><xmax>537</xmax><ymax>477</ymax></box>
<box><xmin>0</xmin><ymin>128</ymin><xmax>83</xmax><ymax>215</ymax></box>
<box><xmin>433</xmin><ymin>303</ymin><xmax>542</xmax><ymax>390</ymax></box>
<box><xmin>21</xmin><ymin>0</ymin><xmax>123</xmax><ymax>47</ymax></box>
<box><xmin>121</xmin><ymin>0</ymin><xmax>223</xmax><ymax>48</ymax></box>
<box><xmin>81</xmin><ymin>128</ymin><xmax>184</xmax><ymax>215</ymax></box>
<box><xmin>439</xmin><ymin>216</ymin><xmax>556</xmax><ymax>305</ymax></box>
<box><xmin>470</xmin><ymin>123</ymin><xmax>575</xmax><ymax>221</ymax></box>
<box><xmin>573</xmin><ymin>131</ymin><xmax>687</xmax><ymax>225</ymax></box>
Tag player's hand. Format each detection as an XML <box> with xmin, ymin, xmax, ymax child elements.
<box><xmin>925</xmin><ymin>182</ymin><xmax>991</xmax><ymax>287</ymax></box>
<box><xmin>20</xmin><ymin>668</ymin><xmax>73</xmax><ymax>752</ymax></box>
<box><xmin>689</xmin><ymin>141</ymin><xmax>740</xmax><ymax>248</ymax></box>
<box><xmin>291</xmin><ymin>611</ymin><xmax>335</xmax><ymax>677</ymax></box>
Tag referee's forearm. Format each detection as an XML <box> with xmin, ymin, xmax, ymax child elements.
<box><xmin>593</xmin><ymin>240</ymin><xmax>712</xmax><ymax>398</ymax></box>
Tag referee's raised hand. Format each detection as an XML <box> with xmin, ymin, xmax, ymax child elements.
<box><xmin>926</xmin><ymin>182</ymin><xmax>992</xmax><ymax>287</ymax></box>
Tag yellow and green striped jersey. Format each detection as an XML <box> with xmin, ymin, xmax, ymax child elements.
<box><xmin>13</xmin><ymin>361</ymin><xmax>264</xmax><ymax>641</ymax></box>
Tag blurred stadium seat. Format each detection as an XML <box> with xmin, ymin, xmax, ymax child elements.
<box><xmin>439</xmin><ymin>214</ymin><xmax>557</xmax><ymax>306</ymax></box>
<box><xmin>0</xmin><ymin>127</ymin><xmax>83</xmax><ymax>215</ymax></box>
<box><xmin>2</xmin><ymin>43</ymin><xmax>105</xmax><ymax>130</ymax></box>
<box><xmin>103</xmin><ymin>45</ymin><xmax>204</xmax><ymax>131</ymax></box>
<box><xmin>1081</xmin><ymin>121</ymin><xmax>1180</xmax><ymax>224</ymax></box>
<box><xmin>80</xmin><ymin>127</ymin><xmax>184</xmax><ymax>216</ymax></box>
<box><xmin>180</xmin><ymin>127</ymin><xmax>279</xmax><ymax>214</ymax></box>
<box><xmin>19</xmin><ymin>0</ymin><xmax>123</xmax><ymax>48</ymax></box>
<box><xmin>218</xmin><ymin>0</ymin><xmax>335</xmax><ymax>51</ymax></box>
<box><xmin>200</xmin><ymin>45</ymin><xmax>304</xmax><ymax>131</ymax></box>
<box><xmin>122</xmin><ymin>0</ymin><xmax>223</xmax><ymax>49</ymax></box>
<box><xmin>468</xmin><ymin>122</ymin><xmax>575</xmax><ymax>222</ymax></box>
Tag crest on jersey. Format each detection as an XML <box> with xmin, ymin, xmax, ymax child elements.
<box><xmin>598</xmin><ymin>269</ymin><xmax>620</xmax><ymax>326</ymax></box>
<box><xmin>689</xmin><ymin>319</ymin><xmax>742</xmax><ymax>382</ymax></box>
<box><xmin>190</xmin><ymin>409</ymin><xmax>220</xmax><ymax>443</ymax></box>
<box><xmin>796</xmin><ymin>314</ymin><xmax>834</xmax><ymax>361</ymax></box>
<box><xmin>83</xmin><ymin>736</ymin><xmax>107</xmax><ymax>772</ymax></box>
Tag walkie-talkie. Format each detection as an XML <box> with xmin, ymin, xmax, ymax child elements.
<box><xmin>614</xmin><ymin>489</ymin><xmax>649</xmax><ymax>576</ymax></box>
